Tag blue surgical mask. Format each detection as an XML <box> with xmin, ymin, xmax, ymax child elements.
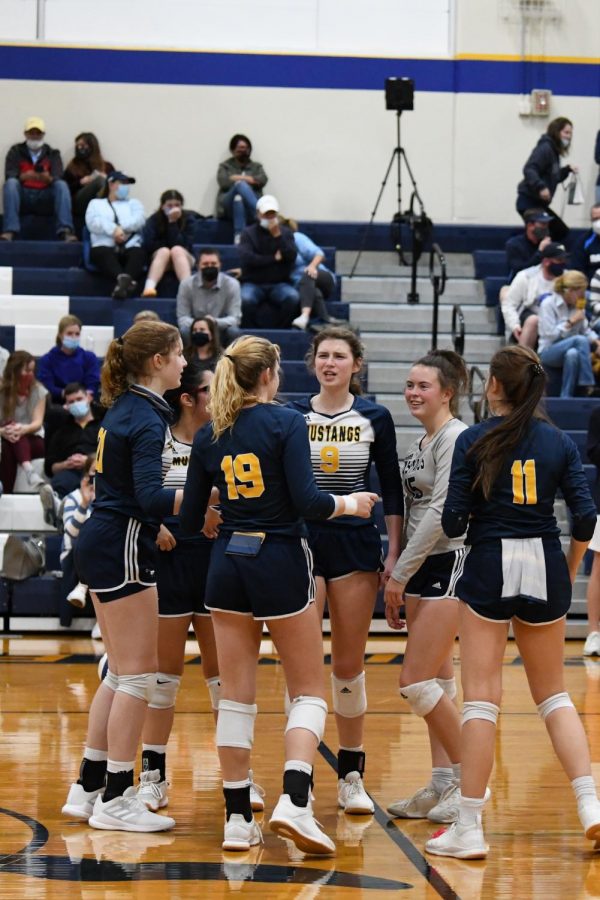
<box><xmin>115</xmin><ymin>184</ymin><xmax>130</xmax><ymax>200</ymax></box>
<box><xmin>68</xmin><ymin>399</ymin><xmax>90</xmax><ymax>418</ymax></box>
<box><xmin>62</xmin><ymin>336</ymin><xmax>80</xmax><ymax>351</ymax></box>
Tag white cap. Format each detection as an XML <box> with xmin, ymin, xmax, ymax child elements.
<box><xmin>256</xmin><ymin>194</ymin><xmax>279</xmax><ymax>214</ymax></box>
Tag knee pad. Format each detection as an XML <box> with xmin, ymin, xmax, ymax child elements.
<box><xmin>205</xmin><ymin>676</ymin><xmax>221</xmax><ymax>711</ymax></box>
<box><xmin>116</xmin><ymin>672</ymin><xmax>157</xmax><ymax>703</ymax></box>
<box><xmin>216</xmin><ymin>699</ymin><xmax>257</xmax><ymax>750</ymax></box>
<box><xmin>331</xmin><ymin>671</ymin><xmax>367</xmax><ymax>718</ymax></box>
<box><xmin>399</xmin><ymin>679</ymin><xmax>444</xmax><ymax>717</ymax></box>
<box><xmin>285</xmin><ymin>696</ymin><xmax>328</xmax><ymax>743</ymax></box>
<box><xmin>437</xmin><ymin>676</ymin><xmax>457</xmax><ymax>701</ymax></box>
<box><xmin>148</xmin><ymin>672</ymin><xmax>181</xmax><ymax>710</ymax></box>
<box><xmin>463</xmin><ymin>700</ymin><xmax>500</xmax><ymax>725</ymax></box>
<box><xmin>537</xmin><ymin>692</ymin><xmax>574</xmax><ymax>721</ymax></box>
<box><xmin>103</xmin><ymin>668</ymin><xmax>119</xmax><ymax>693</ymax></box>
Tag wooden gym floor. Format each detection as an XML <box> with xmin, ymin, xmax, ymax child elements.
<box><xmin>1</xmin><ymin>634</ymin><xmax>600</xmax><ymax>899</ymax></box>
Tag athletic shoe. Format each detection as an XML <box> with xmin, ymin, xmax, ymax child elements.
<box><xmin>337</xmin><ymin>771</ymin><xmax>375</xmax><ymax>815</ymax></box>
<box><xmin>67</xmin><ymin>582</ymin><xmax>88</xmax><ymax>609</ymax></box>
<box><xmin>428</xmin><ymin>782</ymin><xmax>460</xmax><ymax>824</ymax></box>
<box><xmin>249</xmin><ymin>769</ymin><xmax>265</xmax><ymax>812</ymax></box>
<box><xmin>425</xmin><ymin>820</ymin><xmax>489</xmax><ymax>859</ymax></box>
<box><xmin>141</xmin><ymin>287</ymin><xmax>157</xmax><ymax>298</ymax></box>
<box><xmin>579</xmin><ymin>800</ymin><xmax>600</xmax><ymax>842</ymax></box>
<box><xmin>91</xmin><ymin>622</ymin><xmax>102</xmax><ymax>640</ymax></box>
<box><xmin>62</xmin><ymin>782</ymin><xmax>103</xmax><ymax>821</ymax></box>
<box><xmin>269</xmin><ymin>793</ymin><xmax>336</xmax><ymax>855</ymax></box>
<box><xmin>112</xmin><ymin>273</ymin><xmax>134</xmax><ymax>300</ymax></box>
<box><xmin>137</xmin><ymin>769</ymin><xmax>169</xmax><ymax>811</ymax></box>
<box><xmin>39</xmin><ymin>483</ymin><xmax>59</xmax><ymax>527</ymax></box>
<box><xmin>222</xmin><ymin>814</ymin><xmax>263</xmax><ymax>851</ymax></box>
<box><xmin>88</xmin><ymin>786</ymin><xmax>175</xmax><ymax>832</ymax></box>
<box><xmin>25</xmin><ymin>468</ymin><xmax>45</xmax><ymax>489</ymax></box>
<box><xmin>292</xmin><ymin>313</ymin><xmax>309</xmax><ymax>330</ymax></box>
<box><xmin>584</xmin><ymin>632</ymin><xmax>600</xmax><ymax>657</ymax></box>
<box><xmin>387</xmin><ymin>785</ymin><xmax>440</xmax><ymax>818</ymax></box>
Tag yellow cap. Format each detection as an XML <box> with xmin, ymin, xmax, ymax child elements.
<box><xmin>24</xmin><ymin>116</ymin><xmax>45</xmax><ymax>133</ymax></box>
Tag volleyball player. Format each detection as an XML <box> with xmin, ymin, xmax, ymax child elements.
<box><xmin>291</xmin><ymin>327</ymin><xmax>403</xmax><ymax>815</ymax></box>
<box><xmin>425</xmin><ymin>345</ymin><xmax>600</xmax><ymax>859</ymax></box>
<box><xmin>62</xmin><ymin>320</ymin><xmax>186</xmax><ymax>832</ymax></box>
<box><xmin>385</xmin><ymin>350</ymin><xmax>468</xmax><ymax>825</ymax></box>
<box><xmin>179</xmin><ymin>335</ymin><xmax>378</xmax><ymax>854</ymax></box>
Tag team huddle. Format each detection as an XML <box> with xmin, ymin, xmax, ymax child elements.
<box><xmin>60</xmin><ymin>320</ymin><xmax>600</xmax><ymax>861</ymax></box>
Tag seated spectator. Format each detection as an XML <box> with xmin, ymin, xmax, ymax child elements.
<box><xmin>133</xmin><ymin>309</ymin><xmax>161</xmax><ymax>323</ymax></box>
<box><xmin>571</xmin><ymin>204</ymin><xmax>600</xmax><ymax>283</ymax></box>
<box><xmin>177</xmin><ymin>247</ymin><xmax>241</xmax><ymax>345</ymax></box>
<box><xmin>59</xmin><ymin>454</ymin><xmax>95</xmax><ymax>627</ymax></box>
<box><xmin>37</xmin><ymin>314</ymin><xmax>100</xmax><ymax>405</ymax></box>
<box><xmin>142</xmin><ymin>189</ymin><xmax>196</xmax><ymax>297</ymax></box>
<box><xmin>0</xmin><ymin>351</ymin><xmax>47</xmax><ymax>492</ymax></box>
<box><xmin>64</xmin><ymin>132</ymin><xmax>114</xmax><ymax>237</ymax></box>
<box><xmin>539</xmin><ymin>270</ymin><xmax>598</xmax><ymax>397</ymax></box>
<box><xmin>500</xmin><ymin>242</ymin><xmax>567</xmax><ymax>349</ymax></box>
<box><xmin>42</xmin><ymin>381</ymin><xmax>102</xmax><ymax>500</ymax></box>
<box><xmin>505</xmin><ymin>209</ymin><xmax>553</xmax><ymax>281</ymax></box>
<box><xmin>239</xmin><ymin>196</ymin><xmax>299</xmax><ymax>329</ymax></box>
<box><xmin>85</xmin><ymin>171</ymin><xmax>145</xmax><ymax>298</ymax></box>
<box><xmin>217</xmin><ymin>134</ymin><xmax>267</xmax><ymax>241</ymax></box>
<box><xmin>1</xmin><ymin>116</ymin><xmax>76</xmax><ymax>242</ymax></box>
<box><xmin>0</xmin><ymin>344</ymin><xmax>9</xmax><ymax>377</ymax></box>
<box><xmin>184</xmin><ymin>316</ymin><xmax>222</xmax><ymax>369</ymax></box>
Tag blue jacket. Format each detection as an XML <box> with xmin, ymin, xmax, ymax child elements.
<box><xmin>37</xmin><ymin>345</ymin><xmax>101</xmax><ymax>402</ymax></box>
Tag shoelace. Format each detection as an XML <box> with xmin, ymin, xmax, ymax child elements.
<box><xmin>250</xmin><ymin>780</ymin><xmax>265</xmax><ymax>799</ymax></box>
<box><xmin>139</xmin><ymin>776</ymin><xmax>165</xmax><ymax>800</ymax></box>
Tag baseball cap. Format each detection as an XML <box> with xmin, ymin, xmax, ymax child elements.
<box><xmin>256</xmin><ymin>195</ymin><xmax>279</xmax><ymax>214</ymax></box>
<box><xmin>24</xmin><ymin>116</ymin><xmax>45</xmax><ymax>133</ymax></box>
<box><xmin>523</xmin><ymin>209</ymin><xmax>553</xmax><ymax>224</ymax></box>
<box><xmin>541</xmin><ymin>242</ymin><xmax>568</xmax><ymax>260</ymax></box>
<box><xmin>107</xmin><ymin>171</ymin><xmax>136</xmax><ymax>184</ymax></box>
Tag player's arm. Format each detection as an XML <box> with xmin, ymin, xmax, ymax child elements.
<box><xmin>370</xmin><ymin>407</ymin><xmax>404</xmax><ymax>577</ymax></box>
<box><xmin>560</xmin><ymin>435</ymin><xmax>597</xmax><ymax>581</ymax></box>
<box><xmin>130</xmin><ymin>421</ymin><xmax>178</xmax><ymax>518</ymax></box>
<box><xmin>441</xmin><ymin>431</ymin><xmax>476</xmax><ymax>538</ymax></box>
<box><xmin>179</xmin><ymin>433</ymin><xmax>214</xmax><ymax>536</ymax></box>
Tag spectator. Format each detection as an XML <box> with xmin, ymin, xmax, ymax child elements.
<box><xmin>538</xmin><ymin>270</ymin><xmax>597</xmax><ymax>397</ymax></box>
<box><xmin>239</xmin><ymin>195</ymin><xmax>299</xmax><ymax>329</ymax></box>
<box><xmin>142</xmin><ymin>189</ymin><xmax>196</xmax><ymax>297</ymax></box>
<box><xmin>37</xmin><ymin>314</ymin><xmax>100</xmax><ymax>405</ymax></box>
<box><xmin>133</xmin><ymin>309</ymin><xmax>160</xmax><ymax>323</ymax></box>
<box><xmin>64</xmin><ymin>132</ymin><xmax>115</xmax><ymax>237</ymax></box>
<box><xmin>59</xmin><ymin>454</ymin><xmax>96</xmax><ymax>625</ymax></box>
<box><xmin>0</xmin><ymin>344</ymin><xmax>9</xmax><ymax>378</ymax></box>
<box><xmin>571</xmin><ymin>204</ymin><xmax>600</xmax><ymax>283</ymax></box>
<box><xmin>216</xmin><ymin>133</ymin><xmax>268</xmax><ymax>241</ymax></box>
<box><xmin>501</xmin><ymin>242</ymin><xmax>567</xmax><ymax>348</ymax></box>
<box><xmin>42</xmin><ymin>382</ymin><xmax>102</xmax><ymax>500</ymax></box>
<box><xmin>85</xmin><ymin>171</ymin><xmax>145</xmax><ymax>299</ymax></box>
<box><xmin>516</xmin><ymin>117</ymin><xmax>578</xmax><ymax>242</ymax></box>
<box><xmin>505</xmin><ymin>209</ymin><xmax>553</xmax><ymax>281</ymax></box>
<box><xmin>184</xmin><ymin>316</ymin><xmax>222</xmax><ymax>369</ymax></box>
<box><xmin>0</xmin><ymin>351</ymin><xmax>47</xmax><ymax>492</ymax></box>
<box><xmin>1</xmin><ymin>116</ymin><xmax>76</xmax><ymax>242</ymax></box>
<box><xmin>595</xmin><ymin>129</ymin><xmax>600</xmax><ymax>205</ymax></box>
<box><xmin>176</xmin><ymin>247</ymin><xmax>241</xmax><ymax>345</ymax></box>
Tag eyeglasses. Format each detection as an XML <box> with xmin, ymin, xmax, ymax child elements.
<box><xmin>194</xmin><ymin>385</ymin><xmax>210</xmax><ymax>395</ymax></box>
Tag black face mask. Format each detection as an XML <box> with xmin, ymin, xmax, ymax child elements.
<box><xmin>201</xmin><ymin>266</ymin><xmax>219</xmax><ymax>282</ymax></box>
<box><xmin>548</xmin><ymin>262</ymin><xmax>566</xmax><ymax>277</ymax></box>
<box><xmin>532</xmin><ymin>225</ymin><xmax>549</xmax><ymax>241</ymax></box>
<box><xmin>75</xmin><ymin>146</ymin><xmax>91</xmax><ymax>159</ymax></box>
<box><xmin>191</xmin><ymin>331</ymin><xmax>211</xmax><ymax>347</ymax></box>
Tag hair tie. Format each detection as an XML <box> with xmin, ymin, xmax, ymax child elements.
<box><xmin>116</xmin><ymin>336</ymin><xmax>124</xmax><ymax>346</ymax></box>
<box><xmin>532</xmin><ymin>363</ymin><xmax>544</xmax><ymax>376</ymax></box>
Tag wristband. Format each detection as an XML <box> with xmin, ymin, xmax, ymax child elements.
<box><xmin>344</xmin><ymin>495</ymin><xmax>358</xmax><ymax>515</ymax></box>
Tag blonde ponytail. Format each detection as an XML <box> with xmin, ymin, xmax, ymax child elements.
<box><xmin>209</xmin><ymin>336</ymin><xmax>279</xmax><ymax>439</ymax></box>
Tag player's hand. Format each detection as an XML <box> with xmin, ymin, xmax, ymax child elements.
<box><xmin>349</xmin><ymin>492</ymin><xmax>379</xmax><ymax>518</ymax></box>
<box><xmin>202</xmin><ymin>506</ymin><xmax>222</xmax><ymax>539</ymax></box>
<box><xmin>156</xmin><ymin>524</ymin><xmax>176</xmax><ymax>551</ymax></box>
<box><xmin>384</xmin><ymin>577</ymin><xmax>406</xmax><ymax>630</ymax></box>
<box><xmin>380</xmin><ymin>551</ymin><xmax>399</xmax><ymax>588</ymax></box>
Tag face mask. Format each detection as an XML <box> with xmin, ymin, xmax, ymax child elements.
<box><xmin>532</xmin><ymin>225</ymin><xmax>549</xmax><ymax>241</ymax></box>
<box><xmin>162</xmin><ymin>204</ymin><xmax>180</xmax><ymax>216</ymax></box>
<box><xmin>62</xmin><ymin>336</ymin><xmax>80</xmax><ymax>351</ymax></box>
<box><xmin>191</xmin><ymin>331</ymin><xmax>211</xmax><ymax>347</ymax></box>
<box><xmin>68</xmin><ymin>399</ymin><xmax>90</xmax><ymax>419</ymax></box>
<box><xmin>548</xmin><ymin>262</ymin><xmax>566</xmax><ymax>277</ymax></box>
<box><xmin>75</xmin><ymin>146</ymin><xmax>91</xmax><ymax>159</ymax></box>
<box><xmin>235</xmin><ymin>151</ymin><xmax>250</xmax><ymax>162</ymax></box>
<box><xmin>592</xmin><ymin>221</ymin><xmax>600</xmax><ymax>236</ymax></box>
<box><xmin>26</xmin><ymin>139</ymin><xmax>43</xmax><ymax>152</ymax></box>
<box><xmin>259</xmin><ymin>217</ymin><xmax>273</xmax><ymax>230</ymax></box>
<box><xmin>561</xmin><ymin>138</ymin><xmax>571</xmax><ymax>149</ymax></box>
<box><xmin>115</xmin><ymin>185</ymin><xmax>129</xmax><ymax>200</ymax></box>
<box><xmin>201</xmin><ymin>265</ymin><xmax>219</xmax><ymax>282</ymax></box>
<box><xmin>18</xmin><ymin>372</ymin><xmax>34</xmax><ymax>392</ymax></box>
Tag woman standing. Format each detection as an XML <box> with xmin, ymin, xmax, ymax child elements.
<box><xmin>292</xmin><ymin>327</ymin><xmax>403</xmax><ymax>814</ymax></box>
<box><xmin>385</xmin><ymin>350</ymin><xmax>468</xmax><ymax>826</ymax></box>
<box><xmin>426</xmin><ymin>345</ymin><xmax>600</xmax><ymax>859</ymax></box>
<box><xmin>0</xmin><ymin>351</ymin><xmax>47</xmax><ymax>492</ymax></box>
<box><xmin>62</xmin><ymin>320</ymin><xmax>186</xmax><ymax>832</ymax></box>
<box><xmin>142</xmin><ymin>189</ymin><xmax>196</xmax><ymax>297</ymax></box>
<box><xmin>179</xmin><ymin>335</ymin><xmax>377</xmax><ymax>854</ymax></box>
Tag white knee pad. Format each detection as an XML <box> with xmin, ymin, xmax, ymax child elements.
<box><xmin>148</xmin><ymin>672</ymin><xmax>181</xmax><ymax>710</ymax></box>
<box><xmin>285</xmin><ymin>696</ymin><xmax>328</xmax><ymax>743</ymax></box>
<box><xmin>205</xmin><ymin>676</ymin><xmax>221</xmax><ymax>711</ymax></box>
<box><xmin>216</xmin><ymin>699</ymin><xmax>257</xmax><ymax>750</ymax></box>
<box><xmin>437</xmin><ymin>676</ymin><xmax>457</xmax><ymax>701</ymax></box>
<box><xmin>116</xmin><ymin>672</ymin><xmax>157</xmax><ymax>703</ymax></box>
<box><xmin>103</xmin><ymin>668</ymin><xmax>119</xmax><ymax>693</ymax></box>
<box><xmin>537</xmin><ymin>692</ymin><xmax>575</xmax><ymax>721</ymax></box>
<box><xmin>331</xmin><ymin>671</ymin><xmax>367</xmax><ymax>718</ymax></box>
<box><xmin>463</xmin><ymin>700</ymin><xmax>500</xmax><ymax>725</ymax></box>
<box><xmin>399</xmin><ymin>679</ymin><xmax>444</xmax><ymax>717</ymax></box>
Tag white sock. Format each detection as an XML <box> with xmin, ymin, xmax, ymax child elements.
<box><xmin>142</xmin><ymin>743</ymin><xmax>167</xmax><ymax>754</ymax></box>
<box><xmin>572</xmin><ymin>775</ymin><xmax>598</xmax><ymax>811</ymax></box>
<box><xmin>431</xmin><ymin>767</ymin><xmax>454</xmax><ymax>793</ymax></box>
<box><xmin>284</xmin><ymin>759</ymin><xmax>312</xmax><ymax>776</ymax></box>
<box><xmin>458</xmin><ymin>794</ymin><xmax>487</xmax><ymax>827</ymax></box>
<box><xmin>84</xmin><ymin>747</ymin><xmax>108</xmax><ymax>762</ymax></box>
<box><xmin>339</xmin><ymin>745</ymin><xmax>364</xmax><ymax>753</ymax></box>
<box><xmin>223</xmin><ymin>777</ymin><xmax>251</xmax><ymax>789</ymax></box>
<box><xmin>107</xmin><ymin>758</ymin><xmax>135</xmax><ymax>773</ymax></box>
<box><xmin>452</xmin><ymin>762</ymin><xmax>461</xmax><ymax>783</ymax></box>
<box><xmin>143</xmin><ymin>278</ymin><xmax>157</xmax><ymax>291</ymax></box>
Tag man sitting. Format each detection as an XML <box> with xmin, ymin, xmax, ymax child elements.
<box><xmin>505</xmin><ymin>209</ymin><xmax>553</xmax><ymax>280</ymax></box>
<box><xmin>1</xmin><ymin>116</ymin><xmax>76</xmax><ymax>241</ymax></box>
<box><xmin>176</xmin><ymin>247</ymin><xmax>241</xmax><ymax>346</ymax></box>
<box><xmin>500</xmin><ymin>242</ymin><xmax>567</xmax><ymax>348</ymax></box>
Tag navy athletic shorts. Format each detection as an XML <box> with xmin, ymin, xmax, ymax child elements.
<box><xmin>307</xmin><ymin>523</ymin><xmax>384</xmax><ymax>581</ymax></box>
<box><xmin>75</xmin><ymin>510</ymin><xmax>158</xmax><ymax>603</ymax></box>
<box><xmin>205</xmin><ymin>532</ymin><xmax>315</xmax><ymax>620</ymax></box>
<box><xmin>456</xmin><ymin>536</ymin><xmax>571</xmax><ymax>625</ymax></box>
<box><xmin>405</xmin><ymin>548</ymin><xmax>467</xmax><ymax>600</ymax></box>
<box><xmin>157</xmin><ymin>538</ymin><xmax>212</xmax><ymax>617</ymax></box>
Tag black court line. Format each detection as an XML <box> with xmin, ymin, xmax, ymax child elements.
<box><xmin>0</xmin><ymin>807</ymin><xmax>49</xmax><ymax>864</ymax></box>
<box><xmin>318</xmin><ymin>742</ymin><xmax>460</xmax><ymax>900</ymax></box>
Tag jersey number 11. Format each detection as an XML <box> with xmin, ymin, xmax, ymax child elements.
<box><xmin>511</xmin><ymin>459</ymin><xmax>537</xmax><ymax>505</ymax></box>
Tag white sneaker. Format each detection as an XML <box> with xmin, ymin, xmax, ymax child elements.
<box><xmin>137</xmin><ymin>769</ymin><xmax>169</xmax><ymax>811</ymax></box>
<box><xmin>292</xmin><ymin>313</ymin><xmax>309</xmax><ymax>330</ymax></box>
<box><xmin>269</xmin><ymin>793</ymin><xmax>336</xmax><ymax>855</ymax></box>
<box><xmin>249</xmin><ymin>770</ymin><xmax>265</xmax><ymax>812</ymax></box>
<box><xmin>67</xmin><ymin>582</ymin><xmax>88</xmax><ymax>608</ymax></box>
<box><xmin>337</xmin><ymin>771</ymin><xmax>375</xmax><ymax>815</ymax></box>
<box><xmin>428</xmin><ymin>782</ymin><xmax>460</xmax><ymax>823</ymax></box>
<box><xmin>579</xmin><ymin>800</ymin><xmax>600</xmax><ymax>842</ymax></box>
<box><xmin>26</xmin><ymin>468</ymin><xmax>45</xmax><ymax>489</ymax></box>
<box><xmin>91</xmin><ymin>622</ymin><xmax>102</xmax><ymax>640</ymax></box>
<box><xmin>584</xmin><ymin>632</ymin><xmax>600</xmax><ymax>657</ymax></box>
<box><xmin>387</xmin><ymin>785</ymin><xmax>440</xmax><ymax>819</ymax></box>
<box><xmin>425</xmin><ymin>820</ymin><xmax>489</xmax><ymax>859</ymax></box>
<box><xmin>222</xmin><ymin>814</ymin><xmax>263</xmax><ymax>851</ymax></box>
<box><xmin>88</xmin><ymin>786</ymin><xmax>175</xmax><ymax>832</ymax></box>
<box><xmin>39</xmin><ymin>483</ymin><xmax>59</xmax><ymax>526</ymax></box>
<box><xmin>62</xmin><ymin>782</ymin><xmax>103</xmax><ymax>821</ymax></box>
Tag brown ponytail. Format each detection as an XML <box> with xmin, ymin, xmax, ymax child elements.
<box><xmin>100</xmin><ymin>320</ymin><xmax>181</xmax><ymax>407</ymax></box>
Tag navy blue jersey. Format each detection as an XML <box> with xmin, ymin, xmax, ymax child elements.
<box><xmin>93</xmin><ymin>385</ymin><xmax>176</xmax><ymax>526</ymax></box>
<box><xmin>443</xmin><ymin>417</ymin><xmax>596</xmax><ymax>544</ymax></box>
<box><xmin>179</xmin><ymin>403</ymin><xmax>335</xmax><ymax>537</ymax></box>
<box><xmin>289</xmin><ymin>395</ymin><xmax>403</xmax><ymax>528</ymax></box>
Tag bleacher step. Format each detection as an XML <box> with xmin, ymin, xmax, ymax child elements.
<box><xmin>351</xmin><ymin>302</ymin><xmax>494</xmax><ymax>331</ymax></box>
<box><xmin>337</xmin><ymin>251</ymin><xmax>475</xmax><ymax>279</ymax></box>
<box><xmin>362</xmin><ymin>332</ymin><xmax>502</xmax><ymax>363</ymax></box>
<box><xmin>343</xmin><ymin>276</ymin><xmax>482</xmax><ymax>303</ymax></box>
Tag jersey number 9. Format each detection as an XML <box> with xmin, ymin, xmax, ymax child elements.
<box><xmin>221</xmin><ymin>453</ymin><xmax>265</xmax><ymax>500</ymax></box>
<box><xmin>320</xmin><ymin>445</ymin><xmax>339</xmax><ymax>474</ymax></box>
